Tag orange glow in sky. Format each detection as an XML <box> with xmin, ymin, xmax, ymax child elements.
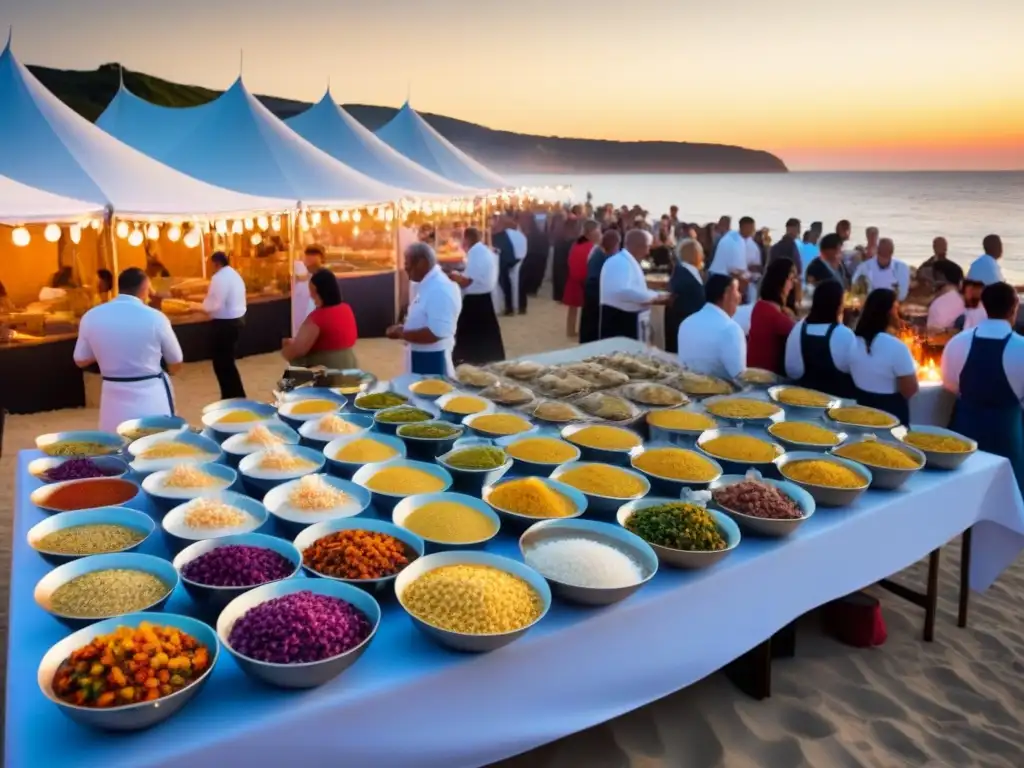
<box><xmin>5</xmin><ymin>0</ymin><xmax>1024</xmax><ymax>170</ymax></box>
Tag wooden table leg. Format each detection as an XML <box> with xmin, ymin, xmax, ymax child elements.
<box><xmin>958</xmin><ymin>527</ymin><xmax>972</xmax><ymax>628</ymax></box>
<box><xmin>924</xmin><ymin>549</ymin><xmax>940</xmax><ymax>642</ymax></box>
<box><xmin>725</xmin><ymin>637</ymin><xmax>772</xmax><ymax>700</ymax></box>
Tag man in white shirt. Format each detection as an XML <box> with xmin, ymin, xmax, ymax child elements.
<box><xmin>598</xmin><ymin>229</ymin><xmax>669</xmax><ymax>342</ymax></box>
<box><xmin>292</xmin><ymin>244</ymin><xmax>325</xmax><ymax>336</ymax></box>
<box><xmin>203</xmin><ymin>251</ymin><xmax>248</xmax><ymax>399</ymax></box>
<box><xmin>926</xmin><ymin>260</ymin><xmax>966</xmax><ymax>330</ymax></box>
<box><xmin>387</xmin><ymin>243</ymin><xmax>462</xmax><ymax>376</ymax></box>
<box><xmin>450</xmin><ymin>227</ymin><xmax>505</xmax><ymax>364</ymax></box>
<box><xmin>709</xmin><ymin>216</ymin><xmax>757</xmax><ymax>302</ymax></box>
<box><xmin>677</xmin><ymin>273</ymin><xmax>746</xmax><ymax>379</ymax></box>
<box><xmin>966</xmin><ymin>234</ymin><xmax>1005</xmax><ymax>286</ymax></box>
<box><xmin>74</xmin><ymin>268</ymin><xmax>183</xmax><ymax>432</ymax></box>
<box><xmin>851</xmin><ymin>238</ymin><xmax>910</xmax><ymax>300</ymax></box>
<box><xmin>505</xmin><ymin>220</ymin><xmax>529</xmax><ymax>315</ymax></box>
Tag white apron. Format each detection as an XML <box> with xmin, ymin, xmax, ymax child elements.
<box><xmin>491</xmin><ymin>260</ymin><xmax>524</xmax><ymax>314</ymax></box>
<box><xmin>98</xmin><ymin>374</ymin><xmax>175</xmax><ymax>433</ymax></box>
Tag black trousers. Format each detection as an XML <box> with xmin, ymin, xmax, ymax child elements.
<box><xmin>211</xmin><ymin>318</ymin><xmax>246</xmax><ymax>400</ymax></box>
<box><xmin>498</xmin><ymin>262</ymin><xmax>527</xmax><ymax>314</ymax></box>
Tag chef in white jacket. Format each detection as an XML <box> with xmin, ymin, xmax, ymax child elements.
<box><xmin>74</xmin><ymin>268</ymin><xmax>183</xmax><ymax>432</ymax></box>
<box><xmin>598</xmin><ymin>229</ymin><xmax>670</xmax><ymax>342</ymax></box>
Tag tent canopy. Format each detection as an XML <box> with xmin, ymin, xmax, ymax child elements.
<box><xmin>0</xmin><ymin>173</ymin><xmax>102</xmax><ymax>225</ymax></box>
<box><xmin>0</xmin><ymin>43</ymin><xmax>289</xmax><ymax>219</ymax></box>
<box><xmin>376</xmin><ymin>102</ymin><xmax>508</xmax><ymax>191</ymax></box>
<box><xmin>98</xmin><ymin>78</ymin><xmax>411</xmax><ymax>208</ymax></box>
<box><xmin>286</xmin><ymin>90</ymin><xmax>476</xmax><ymax>198</ymax></box>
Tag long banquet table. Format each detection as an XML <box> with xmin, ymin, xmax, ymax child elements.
<box><xmin>8</xmin><ymin>345</ymin><xmax>1024</xmax><ymax>768</ymax></box>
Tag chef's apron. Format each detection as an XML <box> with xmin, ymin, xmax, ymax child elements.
<box><xmin>799</xmin><ymin>322</ymin><xmax>855</xmax><ymax>399</ymax></box>
<box><xmin>599</xmin><ymin>305</ymin><xmax>651</xmax><ymax>343</ymax></box>
<box><xmin>854</xmin><ymin>387</ymin><xmax>910</xmax><ymax>426</ymax></box>
<box><xmin>99</xmin><ymin>372</ymin><xmax>175</xmax><ymax>433</ymax></box>
<box><xmin>950</xmin><ymin>331</ymin><xmax>1024</xmax><ymax>489</ymax></box>
<box><xmin>453</xmin><ymin>293</ymin><xmax>506</xmax><ymax>365</ymax></box>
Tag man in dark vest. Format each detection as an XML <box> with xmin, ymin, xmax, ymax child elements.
<box><xmin>664</xmin><ymin>238</ymin><xmax>706</xmax><ymax>354</ymax></box>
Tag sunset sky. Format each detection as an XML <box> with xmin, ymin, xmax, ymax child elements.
<box><xmin>5</xmin><ymin>0</ymin><xmax>1023</xmax><ymax>170</ymax></box>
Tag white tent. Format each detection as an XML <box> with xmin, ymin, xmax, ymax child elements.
<box><xmin>96</xmin><ymin>84</ymin><xmax>206</xmax><ymax>160</ymax></box>
<box><xmin>286</xmin><ymin>90</ymin><xmax>476</xmax><ymax>198</ymax></box>
<box><xmin>0</xmin><ymin>43</ymin><xmax>288</xmax><ymax>219</ymax></box>
<box><xmin>98</xmin><ymin>78</ymin><xmax>410</xmax><ymax>208</ymax></box>
<box><xmin>0</xmin><ymin>174</ymin><xmax>102</xmax><ymax>224</ymax></box>
<box><xmin>376</xmin><ymin>102</ymin><xmax>509</xmax><ymax>191</ymax></box>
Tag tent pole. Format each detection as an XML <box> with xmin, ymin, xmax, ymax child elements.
<box><xmin>392</xmin><ymin>202</ymin><xmax>400</xmax><ymax>325</ymax></box>
<box><xmin>200</xmin><ymin>222</ymin><xmax>208</xmax><ymax>279</ymax></box>
<box><xmin>107</xmin><ymin>210</ymin><xmax>120</xmax><ymax>297</ymax></box>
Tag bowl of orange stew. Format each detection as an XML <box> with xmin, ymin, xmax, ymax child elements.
<box><xmin>30</xmin><ymin>477</ymin><xmax>140</xmax><ymax>514</ymax></box>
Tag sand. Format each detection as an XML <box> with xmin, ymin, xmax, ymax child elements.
<box><xmin>4</xmin><ymin>292</ymin><xmax>1024</xmax><ymax>767</ymax></box>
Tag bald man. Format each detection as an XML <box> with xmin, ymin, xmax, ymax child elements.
<box><xmin>664</xmin><ymin>239</ymin><xmax>706</xmax><ymax>354</ymax></box>
<box><xmin>598</xmin><ymin>229</ymin><xmax>670</xmax><ymax>342</ymax></box>
<box><xmin>916</xmin><ymin>236</ymin><xmax>959</xmax><ymax>295</ymax></box>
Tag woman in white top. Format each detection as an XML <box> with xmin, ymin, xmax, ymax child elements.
<box><xmin>784</xmin><ymin>279</ymin><xmax>857</xmax><ymax>399</ymax></box>
<box><xmin>849</xmin><ymin>288</ymin><xmax>919</xmax><ymax>424</ymax></box>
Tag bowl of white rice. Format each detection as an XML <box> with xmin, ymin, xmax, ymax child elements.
<box><xmin>518</xmin><ymin>518</ymin><xmax>658</xmax><ymax>606</ymax></box>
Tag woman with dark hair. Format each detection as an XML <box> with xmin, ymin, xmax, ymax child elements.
<box><xmin>849</xmin><ymin>288</ymin><xmax>918</xmax><ymax>424</ymax></box>
<box><xmin>784</xmin><ymin>280</ymin><xmax>856</xmax><ymax>398</ymax></box>
<box><xmin>520</xmin><ymin>213</ymin><xmax>549</xmax><ymax>296</ymax></box>
<box><xmin>746</xmin><ymin>257</ymin><xmax>797</xmax><ymax>374</ymax></box>
<box><xmin>282</xmin><ymin>268</ymin><xmax>358</xmax><ymax>369</ymax></box>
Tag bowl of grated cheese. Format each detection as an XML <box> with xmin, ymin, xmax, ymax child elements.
<box><xmin>263</xmin><ymin>474</ymin><xmax>372</xmax><ymax>535</ymax></box>
<box><xmin>141</xmin><ymin>462</ymin><xmax>238</xmax><ymax>512</ymax></box>
<box><xmin>128</xmin><ymin>432</ymin><xmax>223</xmax><ymax>476</ymax></box>
<box><xmin>298</xmin><ymin>413</ymin><xmax>373</xmax><ymax>450</ymax></box>
<box><xmin>238</xmin><ymin>446</ymin><xmax>326</xmax><ymax>496</ymax></box>
<box><xmin>220</xmin><ymin>423</ymin><xmax>300</xmax><ymax>468</ymax></box>
<box><xmin>162</xmin><ymin>491</ymin><xmax>269</xmax><ymax>551</ymax></box>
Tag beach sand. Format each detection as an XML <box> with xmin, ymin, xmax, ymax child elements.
<box><xmin>4</xmin><ymin>293</ymin><xmax>1023</xmax><ymax>767</ymax></box>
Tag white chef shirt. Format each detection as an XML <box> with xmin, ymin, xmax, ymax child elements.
<box><xmin>74</xmin><ymin>294</ymin><xmax>183</xmax><ymax>378</ymax></box>
<box><xmin>851</xmin><ymin>258</ymin><xmax>911</xmax><ymax>301</ymax></box>
<box><xmin>203</xmin><ymin>266</ymin><xmax>247</xmax><ymax>320</ymax></box>
<box><xmin>966</xmin><ymin>254</ymin><xmax>1004</xmax><ymax>286</ymax></box>
<box><xmin>927</xmin><ymin>289</ymin><xmax>966</xmax><ymax>329</ymax></box>
<box><xmin>677</xmin><ymin>303</ymin><xmax>747</xmax><ymax>379</ymax></box>
<box><xmin>784</xmin><ymin>320</ymin><xmax>857</xmax><ymax>380</ymax></box>
<box><xmin>941</xmin><ymin>319</ymin><xmax>1024</xmax><ymax>402</ymax></box>
<box><xmin>848</xmin><ymin>332</ymin><xmax>916</xmax><ymax>395</ymax></box>
<box><xmin>599</xmin><ymin>250</ymin><xmax>657</xmax><ymax>312</ymax></box>
<box><xmin>462</xmin><ymin>242</ymin><xmax>498</xmax><ymax>295</ymax></box>
<box><xmin>291</xmin><ymin>261</ymin><xmax>315</xmax><ymax>335</ymax></box>
<box><xmin>405</xmin><ymin>264</ymin><xmax>462</xmax><ymax>352</ymax></box>
<box><xmin>962</xmin><ymin>305</ymin><xmax>987</xmax><ymax>330</ymax></box>
<box><xmin>733</xmin><ymin>303</ymin><xmax>753</xmax><ymax>335</ymax></box>
<box><xmin>506</xmin><ymin>228</ymin><xmax>528</xmax><ymax>261</ymax></box>
<box><xmin>708</xmin><ymin>231</ymin><xmax>748</xmax><ymax>277</ymax></box>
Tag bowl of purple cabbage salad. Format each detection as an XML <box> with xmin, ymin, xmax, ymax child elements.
<box><xmin>173</xmin><ymin>533</ymin><xmax>302</xmax><ymax>611</ymax></box>
<box><xmin>216</xmin><ymin>579</ymin><xmax>380</xmax><ymax>689</ymax></box>
<box><xmin>29</xmin><ymin>456</ymin><xmax>130</xmax><ymax>484</ymax></box>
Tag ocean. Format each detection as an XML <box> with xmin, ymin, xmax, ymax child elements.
<box><xmin>511</xmin><ymin>171</ymin><xmax>1024</xmax><ymax>280</ymax></box>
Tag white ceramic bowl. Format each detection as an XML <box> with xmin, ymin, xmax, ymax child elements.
<box><xmin>298</xmin><ymin>413</ymin><xmax>373</xmax><ymax>448</ymax></box>
<box><xmin>707</xmin><ymin>474</ymin><xmax>816</xmax><ymax>537</ymax></box>
<box><xmin>142</xmin><ymin>462</ymin><xmax>237</xmax><ymax>512</ymax></box>
<box><xmin>774</xmin><ymin>451</ymin><xmax>872</xmax><ymax>507</ymax></box>
<box><xmin>116</xmin><ymin>416</ymin><xmax>190</xmax><ymax>444</ymax></box>
<box><xmin>128</xmin><ymin>431</ymin><xmax>222</xmax><ymax>475</ymax></box>
<box><xmin>262</xmin><ymin>473</ymin><xmax>372</xmax><ymax>535</ymax></box>
<box><xmin>162</xmin><ymin>490</ymin><xmax>269</xmax><ymax>550</ymax></box>
<box><xmin>28</xmin><ymin>455</ymin><xmax>130</xmax><ymax>484</ymax></box>
<box><xmin>549</xmin><ymin>460</ymin><xmax>650</xmax><ymax>519</ymax></box>
<box><xmin>201</xmin><ymin>403</ymin><xmax>280</xmax><ymax>442</ymax></box>
<box><xmin>323</xmin><ymin>433</ymin><xmax>408</xmax><ymax>479</ymax></box>
<box><xmin>352</xmin><ymin>458</ymin><xmax>453</xmax><ymax>516</ymax></box>
<box><xmin>31</xmin><ymin>476</ymin><xmax>141</xmax><ymax>514</ymax></box>
<box><xmin>560</xmin><ymin>422</ymin><xmax>643</xmax><ymax>466</ymax></box>
<box><xmin>27</xmin><ymin>506</ymin><xmax>157</xmax><ymax>564</ymax></box>
<box><xmin>217</xmin><ymin>578</ymin><xmax>381</xmax><ymax>689</ymax></box>
<box><xmin>830</xmin><ymin>436</ymin><xmax>926</xmax><ymax>490</ymax></box>
<box><xmin>219</xmin><ymin>422</ymin><xmax>300</xmax><ymax>468</ymax></box>
<box><xmin>237</xmin><ymin>445</ymin><xmax>326</xmax><ymax>495</ymax></box>
<box><xmin>616</xmin><ymin>498</ymin><xmax>741</xmax><ymax>569</ymax></box>
<box><xmin>38</xmin><ymin>612</ymin><xmax>219</xmax><ymax>731</ymax></box>
<box><xmin>202</xmin><ymin>398</ymin><xmax>267</xmax><ymax>415</ymax></box>
<box><xmin>392</xmin><ymin>491</ymin><xmax>501</xmax><ymax>552</ymax></box>
<box><xmin>35</xmin><ymin>430</ymin><xmax>127</xmax><ymax>458</ymax></box>
<box><xmin>482</xmin><ymin>475</ymin><xmax>588</xmax><ymax>528</ymax></box>
<box><xmin>395</xmin><ymin>550</ymin><xmax>552</xmax><ymax>653</ymax></box>
<box><xmin>891</xmin><ymin>424</ymin><xmax>978</xmax><ymax>470</ymax></box>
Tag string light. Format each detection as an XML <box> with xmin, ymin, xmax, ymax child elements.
<box><xmin>231</xmin><ymin>220</ymin><xmax>243</xmax><ymax>235</ymax></box>
<box><xmin>329</xmin><ymin>211</ymin><xmax>339</xmax><ymax>224</ymax></box>
<box><xmin>257</xmin><ymin>215</ymin><xmax>269</xmax><ymax>230</ymax></box>
<box><xmin>352</xmin><ymin>210</ymin><xmax>361</xmax><ymax>223</ymax></box>
<box><xmin>128</xmin><ymin>227</ymin><xmax>144</xmax><ymax>247</ymax></box>
<box><xmin>244</xmin><ymin>217</ymin><xmax>254</xmax><ymax>231</ymax></box>
<box><xmin>44</xmin><ymin>223</ymin><xmax>61</xmax><ymax>242</ymax></box>
<box><xmin>340</xmin><ymin>210</ymin><xmax>350</xmax><ymax>222</ymax></box>
<box><xmin>69</xmin><ymin>225</ymin><xmax>82</xmax><ymax>244</ymax></box>
<box><xmin>271</xmin><ymin>214</ymin><xmax>281</xmax><ymax>232</ymax></box>
<box><xmin>90</xmin><ymin>219</ymin><xmax>102</xmax><ymax>231</ymax></box>
<box><xmin>215</xmin><ymin>220</ymin><xmax>227</xmax><ymax>235</ymax></box>
<box><xmin>146</xmin><ymin>222</ymin><xmax>160</xmax><ymax>240</ymax></box>
<box><xmin>115</xmin><ymin>221</ymin><xmax>130</xmax><ymax>239</ymax></box>
<box><xmin>299</xmin><ymin>212</ymin><xmax>310</xmax><ymax>232</ymax></box>
<box><xmin>166</xmin><ymin>224</ymin><xmax>181</xmax><ymax>242</ymax></box>
<box><xmin>250</xmin><ymin>233</ymin><xmax>263</xmax><ymax>246</ymax></box>
<box><xmin>11</xmin><ymin>227</ymin><xmax>30</xmax><ymax>247</ymax></box>
<box><xmin>352</xmin><ymin>224</ymin><xmax>360</xmax><ymax>237</ymax></box>
<box><xmin>183</xmin><ymin>227</ymin><xmax>201</xmax><ymax>249</ymax></box>
<box><xmin>384</xmin><ymin>208</ymin><xmax>394</xmax><ymax>222</ymax></box>
<box><xmin>200</xmin><ymin>221</ymin><xmax>211</xmax><ymax>234</ymax></box>
<box><xmin>311</xmin><ymin>211</ymin><xmax>322</xmax><ymax>226</ymax></box>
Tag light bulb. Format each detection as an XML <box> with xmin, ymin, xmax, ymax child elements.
<box><xmin>69</xmin><ymin>225</ymin><xmax>82</xmax><ymax>244</ymax></box>
<box><xmin>352</xmin><ymin>224</ymin><xmax>360</xmax><ymax>237</ymax></box>
<box><xmin>271</xmin><ymin>215</ymin><xmax>281</xmax><ymax>232</ymax></box>
<box><xmin>256</xmin><ymin>215</ymin><xmax>269</xmax><ymax>230</ymax></box>
<box><xmin>128</xmin><ymin>228</ymin><xmax>144</xmax><ymax>247</ymax></box>
<box><xmin>115</xmin><ymin>221</ymin><xmax>130</xmax><ymax>239</ymax></box>
<box><xmin>44</xmin><ymin>223</ymin><xmax>61</xmax><ymax>242</ymax></box>
<box><xmin>250</xmin><ymin>233</ymin><xmax>263</xmax><ymax>246</ymax></box>
<box><xmin>183</xmin><ymin>227</ymin><xmax>201</xmax><ymax>249</ymax></box>
<box><xmin>231</xmin><ymin>220</ymin><xmax>243</xmax><ymax>235</ymax></box>
<box><xmin>329</xmin><ymin>211</ymin><xmax>339</xmax><ymax>224</ymax></box>
<box><xmin>166</xmin><ymin>224</ymin><xmax>181</xmax><ymax>242</ymax></box>
<box><xmin>352</xmin><ymin>210</ymin><xmax>361</xmax><ymax>223</ymax></box>
<box><xmin>340</xmin><ymin>210</ymin><xmax>350</xmax><ymax>222</ymax></box>
<box><xmin>244</xmin><ymin>217</ymin><xmax>254</xmax><ymax>231</ymax></box>
<box><xmin>423</xmin><ymin>203</ymin><xmax>433</xmax><ymax>216</ymax></box>
<box><xmin>90</xmin><ymin>218</ymin><xmax>102</xmax><ymax>231</ymax></box>
<box><xmin>214</xmin><ymin>220</ymin><xmax>227</xmax><ymax>235</ymax></box>
<box><xmin>311</xmin><ymin>211</ymin><xmax>322</xmax><ymax>226</ymax></box>
<box><xmin>384</xmin><ymin>208</ymin><xmax>394</xmax><ymax>222</ymax></box>
<box><xmin>299</xmin><ymin>213</ymin><xmax>310</xmax><ymax>232</ymax></box>
<box><xmin>146</xmin><ymin>223</ymin><xmax>160</xmax><ymax>240</ymax></box>
<box><xmin>11</xmin><ymin>227</ymin><xmax>30</xmax><ymax>246</ymax></box>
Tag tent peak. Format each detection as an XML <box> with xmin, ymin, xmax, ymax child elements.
<box><xmin>4</xmin><ymin>26</ymin><xmax>11</xmax><ymax>53</ymax></box>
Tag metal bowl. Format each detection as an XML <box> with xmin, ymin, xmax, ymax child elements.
<box><xmin>27</xmin><ymin>506</ymin><xmax>156</xmax><ymax>565</ymax></box>
<box><xmin>141</xmin><ymin>462</ymin><xmax>238</xmax><ymax>512</ymax></box>
<box><xmin>701</xmin><ymin>394</ymin><xmax>785</xmax><ymax>428</ymax></box>
<box><xmin>891</xmin><ymin>424</ymin><xmax>978</xmax><ymax>470</ymax></box>
<box><xmin>128</xmin><ymin>431</ymin><xmax>223</xmax><ymax>475</ymax></box>
<box><xmin>616</xmin><ymin>497</ymin><xmax>741</xmax><ymax>569</ymax></box>
<box><xmin>31</xmin><ymin>476</ymin><xmax>140</xmax><ymax>514</ymax></box>
<box><xmin>434</xmin><ymin>391</ymin><xmax>495</xmax><ymax>423</ymax></box>
<box><xmin>202</xmin><ymin>398</ymin><xmax>267</xmax><ymax>416</ymax></box>
<box><xmin>482</xmin><ymin>475</ymin><xmax>588</xmax><ymax>528</ymax></box>
<box><xmin>404</xmin><ymin>375</ymin><xmax>456</xmax><ymax>401</ymax></box>
<box><xmin>237</xmin><ymin>445</ymin><xmax>326</xmax><ymax>495</ymax></box>
<box><xmin>629</xmin><ymin>441</ymin><xmax>723</xmax><ymax>496</ymax></box>
<box><xmin>173</xmin><ymin>533</ymin><xmax>302</xmax><ymax>612</ymax></box>
<box><xmin>34</xmin><ymin>552</ymin><xmax>179</xmax><ymax>628</ymax></box>
<box><xmin>373</xmin><ymin>403</ymin><xmax>442</xmax><ymax>436</ymax></box>
<box><xmin>495</xmin><ymin>431</ymin><xmax>582</xmax><ymax>477</ymax></box>
<box><xmin>767</xmin><ymin>385</ymin><xmax>841</xmax><ymax>417</ymax></box>
<box><xmin>736</xmin><ymin>368</ymin><xmax>784</xmax><ymax>389</ymax></box>
<box><xmin>351</xmin><ymin>390</ymin><xmax>411</xmax><ymax>415</ymax></box>
<box><xmin>707</xmin><ymin>474</ymin><xmax>815</xmax><ymax>537</ymax></box>
<box><xmin>394</xmin><ymin>550</ymin><xmax>551</xmax><ymax>653</ymax></box>
<box><xmin>201</xmin><ymin>403</ymin><xmax>280</xmax><ymax>442</ymax></box>
<box><xmin>519</xmin><ymin>518</ymin><xmax>658</xmax><ymax>606</ymax></box>
<box><xmin>162</xmin><ymin>491</ymin><xmax>269</xmax><ymax>552</ymax></box>
<box><xmin>395</xmin><ymin>420</ymin><xmax>466</xmax><ymax>460</ymax></box>
<box><xmin>35</xmin><ymin>430</ymin><xmax>126</xmax><ymax>458</ymax></box>
<box><xmin>262</xmin><ymin>473</ymin><xmax>371</xmax><ymax>535</ymax></box>
<box><xmin>277</xmin><ymin>394</ymin><xmax>347</xmax><ymax>430</ymax></box>
<box><xmin>116</xmin><ymin>416</ymin><xmax>190</xmax><ymax>444</ymax></box>
<box><xmin>436</xmin><ymin>438</ymin><xmax>513</xmax><ymax>495</ymax></box>
<box><xmin>767</xmin><ymin>419</ymin><xmax>848</xmax><ymax>453</ymax></box>
<box><xmin>696</xmin><ymin>427</ymin><xmax>785</xmax><ymax>477</ymax></box>
<box><xmin>217</xmin><ymin>578</ymin><xmax>380</xmax><ymax>689</ymax></box>
<box><xmin>392</xmin><ymin>492</ymin><xmax>501</xmax><ymax>552</ymax></box>
<box><xmin>38</xmin><ymin>612</ymin><xmax>219</xmax><ymax>730</ymax></box>
<box><xmin>220</xmin><ymin>422</ymin><xmax>300</xmax><ymax>468</ymax></box>
<box><xmin>560</xmin><ymin>422</ymin><xmax>643</xmax><ymax>466</ymax></box>
<box><xmin>645</xmin><ymin>405</ymin><xmax>720</xmax><ymax>447</ymax></box>
<box><xmin>293</xmin><ymin>517</ymin><xmax>425</xmax><ymax>595</ymax></box>
<box><xmin>830</xmin><ymin>436</ymin><xmax>926</xmax><ymax>490</ymax></box>
<box><xmin>463</xmin><ymin>410</ymin><xmax>537</xmax><ymax>440</ymax></box>
<box><xmin>28</xmin><ymin>455</ymin><xmax>130</xmax><ymax>484</ymax></box>
<box><xmin>323</xmin><ymin>433</ymin><xmax>408</xmax><ymax>479</ymax></box>
<box><xmin>351</xmin><ymin>458</ymin><xmax>454</xmax><ymax>516</ymax></box>
<box><xmin>824</xmin><ymin>403</ymin><xmax>900</xmax><ymax>434</ymax></box>
<box><xmin>298</xmin><ymin>413</ymin><xmax>373</xmax><ymax>450</ymax></box>
<box><xmin>774</xmin><ymin>451</ymin><xmax>872</xmax><ymax>507</ymax></box>
<box><xmin>549</xmin><ymin>460</ymin><xmax>650</xmax><ymax>520</ymax></box>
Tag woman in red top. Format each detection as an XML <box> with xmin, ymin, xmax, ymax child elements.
<box><xmin>282</xmin><ymin>268</ymin><xmax>358</xmax><ymax>369</ymax></box>
<box><xmin>563</xmin><ymin>219</ymin><xmax>600</xmax><ymax>337</ymax></box>
<box><xmin>747</xmin><ymin>257</ymin><xmax>797</xmax><ymax>374</ymax></box>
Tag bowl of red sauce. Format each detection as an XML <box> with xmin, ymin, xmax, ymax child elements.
<box><xmin>31</xmin><ymin>477</ymin><xmax>140</xmax><ymax>515</ymax></box>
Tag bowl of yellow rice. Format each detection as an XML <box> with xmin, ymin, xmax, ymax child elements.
<box><xmin>392</xmin><ymin>491</ymin><xmax>501</xmax><ymax>552</ymax></box>
<box><xmin>127</xmin><ymin>432</ymin><xmax>223</xmax><ymax>475</ymax></box>
<box><xmin>825</xmin><ymin>404</ymin><xmax>900</xmax><ymax>433</ymax></box>
<box><xmin>775</xmin><ymin>451</ymin><xmax>872</xmax><ymax>507</ymax></box>
<box><xmin>768</xmin><ymin>420</ymin><xmax>848</xmax><ymax>453</ymax></box>
<box><xmin>549</xmin><ymin>461</ymin><xmax>650</xmax><ymax>519</ymax></box>
<box><xmin>201</xmin><ymin>403</ymin><xmax>279</xmax><ymax>442</ymax></box>
<box><xmin>352</xmin><ymin>458</ymin><xmax>453</xmax><ymax>516</ymax></box>
<box><xmin>561</xmin><ymin>423</ymin><xmax>643</xmax><ymax>465</ymax></box>
<box><xmin>482</xmin><ymin>475</ymin><xmax>587</xmax><ymax>528</ymax></box>
<box><xmin>496</xmin><ymin>432</ymin><xmax>582</xmax><ymax>476</ymax></box>
<box><xmin>323</xmin><ymin>434</ymin><xmax>408</xmax><ymax>479</ymax></box>
<box><xmin>701</xmin><ymin>395</ymin><xmax>784</xmax><ymax>427</ymax></box>
<box><xmin>463</xmin><ymin>411</ymin><xmax>537</xmax><ymax>439</ymax></box>
<box><xmin>890</xmin><ymin>425</ymin><xmax>977</xmax><ymax>470</ymax></box>
<box><xmin>629</xmin><ymin>442</ymin><xmax>723</xmax><ymax>495</ymax></box>
<box><xmin>830</xmin><ymin>435</ymin><xmax>925</xmax><ymax>490</ymax></box>
<box><xmin>696</xmin><ymin>428</ymin><xmax>785</xmax><ymax>477</ymax></box>
<box><xmin>767</xmin><ymin>385</ymin><xmax>841</xmax><ymax>415</ymax></box>
<box><xmin>646</xmin><ymin>406</ymin><xmax>719</xmax><ymax>446</ymax></box>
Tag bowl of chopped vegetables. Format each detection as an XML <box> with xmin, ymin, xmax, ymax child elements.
<box><xmin>372</xmin><ymin>403</ymin><xmax>441</xmax><ymax>435</ymax></box>
<box><xmin>141</xmin><ymin>461</ymin><xmax>238</xmax><ymax>512</ymax></box>
<box><xmin>116</xmin><ymin>415</ymin><xmax>190</xmax><ymax>444</ymax></box>
<box><xmin>28</xmin><ymin>455</ymin><xmax>130</xmax><ymax>485</ymax></box>
<box><xmin>28</xmin><ymin>506</ymin><xmax>157</xmax><ymax>565</ymax></box>
<box><xmin>436</xmin><ymin>438</ymin><xmax>513</xmax><ymax>494</ymax></box>
<box><xmin>39</xmin><ymin>612</ymin><xmax>219</xmax><ymax>731</ymax></box>
<box><xmin>616</xmin><ymin>498</ymin><xmax>740</xmax><ymax>569</ymax></box>
<box><xmin>395</xmin><ymin>420</ymin><xmax>466</xmax><ymax>460</ymax></box>
<box><xmin>35</xmin><ymin>430</ymin><xmax>127</xmax><ymax>459</ymax></box>
<box><xmin>708</xmin><ymin>474</ymin><xmax>815</xmax><ymax>537</ymax></box>
<box><xmin>774</xmin><ymin>451</ymin><xmax>872</xmax><ymax>507</ymax></box>
<box><xmin>549</xmin><ymin>461</ymin><xmax>651</xmax><ymax>519</ymax></box>
<box><xmin>891</xmin><ymin>424</ymin><xmax>977</xmax><ymax>470</ymax></box>
<box><xmin>830</xmin><ymin>435</ymin><xmax>925</xmax><ymax>490</ymax></box>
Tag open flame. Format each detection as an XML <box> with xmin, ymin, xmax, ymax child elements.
<box><xmin>899</xmin><ymin>330</ymin><xmax>942</xmax><ymax>383</ymax></box>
